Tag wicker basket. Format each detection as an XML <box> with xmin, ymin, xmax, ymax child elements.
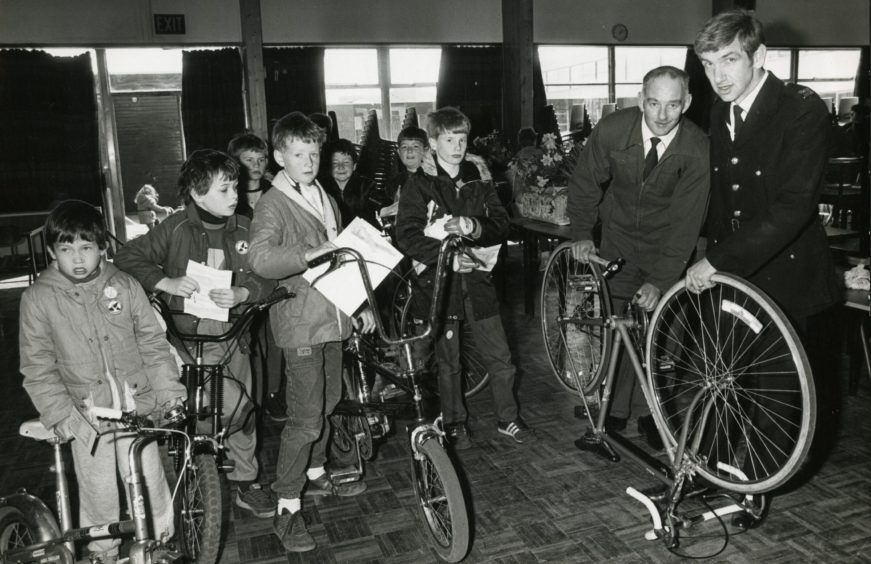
<box><xmin>516</xmin><ymin>186</ymin><xmax>570</xmax><ymax>225</ymax></box>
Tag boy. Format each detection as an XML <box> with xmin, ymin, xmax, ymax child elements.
<box><xmin>395</xmin><ymin>107</ymin><xmax>534</xmax><ymax>450</ymax></box>
<box><xmin>321</xmin><ymin>138</ymin><xmax>385</xmax><ymax>228</ymax></box>
<box><xmin>20</xmin><ymin>200</ymin><xmax>186</xmax><ymax>563</ymax></box>
<box><xmin>248</xmin><ymin>112</ymin><xmax>372</xmax><ymax>553</ymax></box>
<box><xmin>381</xmin><ymin>126</ymin><xmax>429</xmax><ymax>220</ymax></box>
<box><xmin>114</xmin><ymin>149</ymin><xmax>275</xmax><ymax>519</ymax></box>
<box><xmin>227</xmin><ymin>132</ymin><xmax>287</xmax><ymax>423</ymax></box>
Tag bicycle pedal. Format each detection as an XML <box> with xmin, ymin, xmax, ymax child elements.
<box><xmin>574</xmin><ymin>430</ymin><xmax>620</xmax><ymax>462</ymax></box>
<box><xmin>330</xmin><ymin>466</ymin><xmax>363</xmax><ymax>484</ymax></box>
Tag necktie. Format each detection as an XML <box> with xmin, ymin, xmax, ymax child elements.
<box><xmin>643</xmin><ymin>137</ymin><xmax>661</xmax><ymax>180</ymax></box>
<box><xmin>733</xmin><ymin>105</ymin><xmax>744</xmax><ymax>138</ymax></box>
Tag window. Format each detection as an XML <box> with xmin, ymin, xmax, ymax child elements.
<box><xmin>614</xmin><ymin>46</ymin><xmax>687</xmax><ymax>105</ymax></box>
<box><xmin>106</xmin><ymin>48</ymin><xmax>183</xmax><ymax>92</ymax></box>
<box><xmin>796</xmin><ymin>49</ymin><xmax>861</xmax><ymax>117</ymax></box>
<box><xmin>325</xmin><ymin>47</ymin><xmax>441</xmax><ymax>143</ymax></box>
<box><xmin>765</xmin><ymin>49</ymin><xmax>792</xmax><ymax>81</ymax></box>
<box><xmin>538</xmin><ymin>46</ymin><xmax>608</xmax><ymax>132</ymax></box>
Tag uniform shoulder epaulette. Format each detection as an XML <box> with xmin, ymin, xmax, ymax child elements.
<box><xmin>793</xmin><ymin>84</ymin><xmax>815</xmax><ymax>99</ymax></box>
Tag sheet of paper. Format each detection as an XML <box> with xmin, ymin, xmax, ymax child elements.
<box><xmin>183</xmin><ymin>260</ymin><xmax>233</xmax><ymax>322</ymax></box>
<box><xmin>303</xmin><ymin>218</ymin><xmax>404</xmax><ymax>316</ymax></box>
<box><xmin>469</xmin><ymin>244</ymin><xmax>502</xmax><ymax>272</ymax></box>
<box><xmin>423</xmin><ymin>214</ymin><xmax>452</xmax><ymax>241</ymax></box>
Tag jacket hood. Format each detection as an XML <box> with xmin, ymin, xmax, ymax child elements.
<box><xmin>421</xmin><ymin>151</ymin><xmax>492</xmax><ymax>182</ymax></box>
<box><xmin>37</xmin><ymin>259</ymin><xmax>123</xmax><ymax>291</ymax></box>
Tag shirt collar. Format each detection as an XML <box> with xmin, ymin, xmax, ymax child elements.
<box><xmin>733</xmin><ymin>70</ymin><xmax>769</xmax><ymax>117</ymax></box>
<box><xmin>640</xmin><ymin>117</ymin><xmax>680</xmax><ymax>152</ymax></box>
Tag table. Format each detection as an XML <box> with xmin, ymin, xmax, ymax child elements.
<box><xmin>843</xmin><ymin>281</ymin><xmax>870</xmax><ymax>395</ymax></box>
<box><xmin>509</xmin><ymin>216</ymin><xmax>573</xmax><ymax>316</ymax></box>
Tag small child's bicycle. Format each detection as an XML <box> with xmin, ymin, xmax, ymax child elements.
<box><xmin>539</xmin><ymin>242</ymin><xmax>816</xmax><ymax>555</ymax></box>
<box><xmin>310</xmin><ymin>236</ymin><xmax>472</xmax><ymax>563</ymax></box>
<box><xmin>0</xmin><ymin>405</ymin><xmax>188</xmax><ymax>564</ymax></box>
<box><xmin>149</xmin><ymin>287</ymin><xmax>293</xmax><ymax>564</ymax></box>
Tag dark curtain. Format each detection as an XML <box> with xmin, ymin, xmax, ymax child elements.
<box><xmin>264</xmin><ymin>47</ymin><xmax>326</xmax><ymax>133</ymax></box>
<box><xmin>181</xmin><ymin>48</ymin><xmax>245</xmax><ymax>154</ymax></box>
<box><xmin>436</xmin><ymin>45</ymin><xmax>503</xmax><ymax>141</ymax></box>
<box><xmin>684</xmin><ymin>47</ymin><xmax>715</xmax><ymax>133</ymax></box>
<box><xmin>0</xmin><ymin>49</ymin><xmax>101</xmax><ymax>212</ymax></box>
<box><xmin>854</xmin><ymin>46</ymin><xmax>869</xmax><ymax>99</ymax></box>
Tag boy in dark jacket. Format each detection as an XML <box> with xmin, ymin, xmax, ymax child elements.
<box><xmin>396</xmin><ymin>107</ymin><xmax>535</xmax><ymax>450</ymax></box>
<box><xmin>115</xmin><ymin>149</ymin><xmax>275</xmax><ymax>519</ymax></box>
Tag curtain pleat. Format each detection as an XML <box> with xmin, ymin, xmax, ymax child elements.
<box><xmin>436</xmin><ymin>45</ymin><xmax>503</xmax><ymax>141</ymax></box>
<box><xmin>684</xmin><ymin>47</ymin><xmax>714</xmax><ymax>133</ymax></box>
<box><xmin>264</xmin><ymin>47</ymin><xmax>326</xmax><ymax>132</ymax></box>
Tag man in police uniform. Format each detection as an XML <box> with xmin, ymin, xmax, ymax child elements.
<box><xmin>687</xmin><ymin>9</ymin><xmax>840</xmax><ymax>527</ymax></box>
<box><xmin>568</xmin><ymin>66</ymin><xmax>709</xmax><ymax>448</ymax></box>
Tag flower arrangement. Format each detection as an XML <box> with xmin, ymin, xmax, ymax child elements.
<box><xmin>471</xmin><ymin>130</ymin><xmax>513</xmax><ymax>172</ymax></box>
<box><xmin>511</xmin><ymin>133</ymin><xmax>575</xmax><ymax>192</ymax></box>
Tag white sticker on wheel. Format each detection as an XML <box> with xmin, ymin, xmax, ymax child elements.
<box><xmin>721</xmin><ymin>300</ymin><xmax>763</xmax><ymax>334</ymax></box>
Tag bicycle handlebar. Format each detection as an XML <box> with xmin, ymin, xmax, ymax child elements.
<box><xmin>307</xmin><ymin>235</ymin><xmax>467</xmax><ymax>348</ymax></box>
<box><xmin>588</xmin><ymin>254</ymin><xmax>625</xmax><ymax>279</ymax></box>
<box><xmin>150</xmin><ymin>287</ymin><xmax>294</xmax><ymax>345</ymax></box>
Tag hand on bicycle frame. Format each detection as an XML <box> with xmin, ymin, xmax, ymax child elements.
<box><xmin>354</xmin><ymin>307</ymin><xmax>377</xmax><ymax>334</ymax></box>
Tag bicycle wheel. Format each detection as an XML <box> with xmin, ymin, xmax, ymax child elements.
<box><xmin>540</xmin><ymin>242</ymin><xmax>613</xmax><ymax>394</ymax></box>
<box><xmin>646</xmin><ymin>274</ymin><xmax>815</xmax><ymax>493</ymax></box>
<box><xmin>0</xmin><ymin>507</ymin><xmax>38</xmax><ymax>555</ymax></box>
<box><xmin>411</xmin><ymin>437</ymin><xmax>470</xmax><ymax>563</ymax></box>
<box><xmin>460</xmin><ymin>324</ymin><xmax>490</xmax><ymax>397</ymax></box>
<box><xmin>175</xmin><ymin>453</ymin><xmax>223</xmax><ymax>564</ymax></box>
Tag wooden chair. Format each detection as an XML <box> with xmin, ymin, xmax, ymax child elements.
<box><xmin>822</xmin><ymin>156</ymin><xmax>868</xmax><ymax>256</ymax></box>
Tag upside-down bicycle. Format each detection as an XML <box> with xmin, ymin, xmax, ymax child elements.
<box><xmin>311</xmin><ymin>236</ymin><xmax>472</xmax><ymax>563</ymax></box>
<box><xmin>540</xmin><ymin>242</ymin><xmax>816</xmax><ymax>553</ymax></box>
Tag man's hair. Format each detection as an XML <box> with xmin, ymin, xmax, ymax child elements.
<box><xmin>642</xmin><ymin>66</ymin><xmax>690</xmax><ymax>98</ymax></box>
<box><xmin>45</xmin><ymin>199</ymin><xmax>108</xmax><ymax>250</ymax></box>
<box><xmin>323</xmin><ymin>138</ymin><xmax>359</xmax><ymax>166</ymax></box>
<box><xmin>397</xmin><ymin>126</ymin><xmax>429</xmax><ymax>147</ymax></box>
<box><xmin>308</xmin><ymin>112</ymin><xmax>333</xmax><ymax>133</ymax></box>
<box><xmin>227</xmin><ymin>131</ymin><xmax>268</xmax><ymax>159</ymax></box>
<box><xmin>425</xmin><ymin>107</ymin><xmax>471</xmax><ymax>139</ymax></box>
<box><xmin>272</xmin><ymin>111</ymin><xmax>324</xmax><ymax>151</ymax></box>
<box><xmin>694</xmin><ymin>9</ymin><xmax>765</xmax><ymax>58</ymax></box>
<box><xmin>178</xmin><ymin>149</ymin><xmax>240</xmax><ymax>205</ymax></box>
<box><xmin>517</xmin><ymin>127</ymin><xmax>537</xmax><ymax>147</ymax></box>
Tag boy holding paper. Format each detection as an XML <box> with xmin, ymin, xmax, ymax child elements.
<box><xmin>248</xmin><ymin>112</ymin><xmax>373</xmax><ymax>553</ymax></box>
<box><xmin>115</xmin><ymin>149</ymin><xmax>275</xmax><ymax>519</ymax></box>
<box><xmin>396</xmin><ymin>107</ymin><xmax>535</xmax><ymax>450</ymax></box>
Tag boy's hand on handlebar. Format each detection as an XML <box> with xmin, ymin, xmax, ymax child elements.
<box><xmin>304</xmin><ymin>241</ymin><xmax>338</xmax><ymax>263</ymax></box>
<box><xmin>570</xmin><ymin>240</ymin><xmax>596</xmax><ymax>263</ymax></box>
<box><xmin>354</xmin><ymin>308</ymin><xmax>376</xmax><ymax>334</ymax></box>
<box><xmin>453</xmin><ymin>253</ymin><xmax>477</xmax><ymax>273</ymax></box>
<box><xmin>208</xmin><ymin>287</ymin><xmax>249</xmax><ymax>309</ymax></box>
<box><xmin>633</xmin><ymin>282</ymin><xmax>661</xmax><ymax>312</ymax></box>
<box><xmin>445</xmin><ymin>216</ymin><xmax>477</xmax><ymax>237</ymax></box>
<box><xmin>155</xmin><ymin>276</ymin><xmax>200</xmax><ymax>299</ymax></box>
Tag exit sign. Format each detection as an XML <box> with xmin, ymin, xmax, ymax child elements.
<box><xmin>154</xmin><ymin>14</ymin><xmax>186</xmax><ymax>35</ymax></box>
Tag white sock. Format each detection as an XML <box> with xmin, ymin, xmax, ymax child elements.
<box><xmin>306</xmin><ymin>466</ymin><xmax>326</xmax><ymax>480</ymax></box>
<box><xmin>277</xmin><ymin>497</ymin><xmax>301</xmax><ymax>514</ymax></box>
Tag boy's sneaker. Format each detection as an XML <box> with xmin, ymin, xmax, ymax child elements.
<box><xmin>273</xmin><ymin>509</ymin><xmax>315</xmax><ymax>552</ymax></box>
<box><xmin>266</xmin><ymin>392</ymin><xmax>288</xmax><ymax>422</ymax></box>
<box><xmin>305</xmin><ymin>473</ymin><xmax>367</xmax><ymax>497</ymax></box>
<box><xmin>445</xmin><ymin>422</ymin><xmax>472</xmax><ymax>450</ymax></box>
<box><xmin>497</xmin><ymin>417</ymin><xmax>534</xmax><ymax>444</ymax></box>
<box><xmin>235</xmin><ymin>483</ymin><xmax>276</xmax><ymax>518</ymax></box>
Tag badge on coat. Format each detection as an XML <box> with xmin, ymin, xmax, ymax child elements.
<box><xmin>107</xmin><ymin>300</ymin><xmax>122</xmax><ymax>314</ymax></box>
<box><xmin>103</xmin><ymin>286</ymin><xmax>118</xmax><ymax>299</ymax></box>
<box><xmin>235</xmin><ymin>240</ymin><xmax>249</xmax><ymax>254</ymax></box>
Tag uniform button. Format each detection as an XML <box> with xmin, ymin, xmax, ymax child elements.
<box><xmin>730</xmin><ymin>157</ymin><xmax>739</xmax><ymax>164</ymax></box>
<box><xmin>731</xmin><ymin>184</ymin><xmax>740</xmax><ymax>191</ymax></box>
<box><xmin>713</xmin><ymin>166</ymin><xmax>719</xmax><ymax>172</ymax></box>
<box><xmin>755</xmin><ymin>170</ymin><xmax>761</xmax><ymax>176</ymax></box>
<box><xmin>733</xmin><ymin>210</ymin><xmax>742</xmax><ymax>217</ymax></box>
<box><xmin>789</xmin><ymin>253</ymin><xmax>795</xmax><ymax>259</ymax></box>
<box><xmin>104</xmin><ymin>336</ymin><xmax>109</xmax><ymax>341</ymax></box>
<box><xmin>97</xmin><ymin>380</ymin><xmax>102</xmax><ymax>384</ymax></box>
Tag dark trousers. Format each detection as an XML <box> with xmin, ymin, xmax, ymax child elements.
<box><xmin>435</xmin><ymin>297</ymin><xmax>519</xmax><ymax>425</ymax></box>
<box><xmin>272</xmin><ymin>341</ymin><xmax>343</xmax><ymax>499</ymax></box>
<box><xmin>251</xmin><ymin>313</ymin><xmax>283</xmax><ymax>402</ymax></box>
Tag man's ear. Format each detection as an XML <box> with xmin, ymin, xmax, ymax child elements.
<box><xmin>752</xmin><ymin>44</ymin><xmax>767</xmax><ymax>70</ymax></box>
<box><xmin>681</xmin><ymin>93</ymin><xmax>693</xmax><ymax>114</ymax></box>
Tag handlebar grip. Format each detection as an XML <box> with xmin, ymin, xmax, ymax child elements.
<box><xmin>307</xmin><ymin>252</ymin><xmax>334</xmax><ymax>269</ymax></box>
<box><xmin>259</xmin><ymin>286</ymin><xmax>293</xmax><ymax>308</ymax></box>
<box><xmin>90</xmin><ymin>407</ymin><xmax>124</xmax><ymax>421</ymax></box>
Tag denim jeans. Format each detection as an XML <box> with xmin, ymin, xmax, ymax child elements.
<box><xmin>272</xmin><ymin>341</ymin><xmax>343</xmax><ymax>499</ymax></box>
<box><xmin>436</xmin><ymin>296</ymin><xmax>518</xmax><ymax>425</ymax></box>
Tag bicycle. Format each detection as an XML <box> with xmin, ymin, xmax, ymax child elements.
<box><xmin>540</xmin><ymin>242</ymin><xmax>816</xmax><ymax>553</ymax></box>
<box><xmin>149</xmin><ymin>287</ymin><xmax>293</xmax><ymax>564</ymax></box>
<box><xmin>0</xmin><ymin>405</ymin><xmax>189</xmax><ymax>564</ymax></box>
<box><xmin>311</xmin><ymin>236</ymin><xmax>471</xmax><ymax>563</ymax></box>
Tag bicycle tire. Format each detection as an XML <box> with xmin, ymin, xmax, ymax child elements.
<box><xmin>0</xmin><ymin>507</ymin><xmax>39</xmax><ymax>555</ymax></box>
<box><xmin>540</xmin><ymin>242</ymin><xmax>613</xmax><ymax>394</ymax></box>
<box><xmin>175</xmin><ymin>454</ymin><xmax>223</xmax><ymax>564</ymax></box>
<box><xmin>646</xmin><ymin>273</ymin><xmax>816</xmax><ymax>494</ymax></box>
<box><xmin>411</xmin><ymin>438</ymin><xmax>470</xmax><ymax>563</ymax></box>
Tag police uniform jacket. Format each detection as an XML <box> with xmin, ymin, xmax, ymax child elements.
<box><xmin>705</xmin><ymin>73</ymin><xmax>840</xmax><ymax>320</ymax></box>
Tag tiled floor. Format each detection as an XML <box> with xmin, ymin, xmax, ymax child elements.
<box><xmin>1</xmin><ymin>248</ymin><xmax>870</xmax><ymax>563</ymax></box>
